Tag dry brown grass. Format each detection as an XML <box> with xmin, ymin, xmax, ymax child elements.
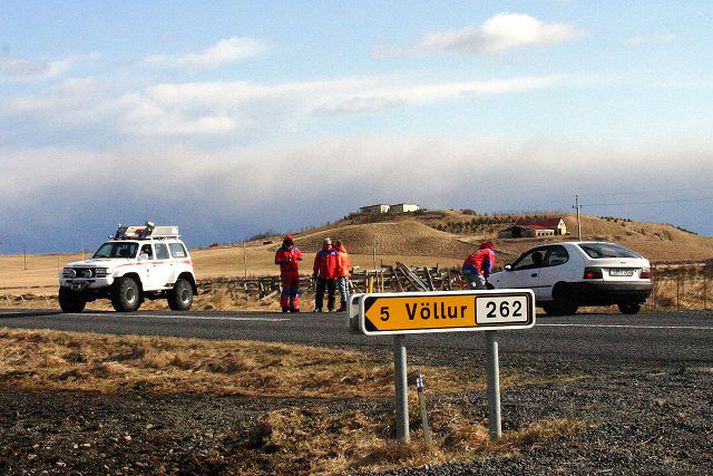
<box><xmin>242</xmin><ymin>404</ymin><xmax>588</xmax><ymax>475</ymax></box>
<box><xmin>649</xmin><ymin>278</ymin><xmax>713</xmax><ymax>310</ymax></box>
<box><xmin>0</xmin><ymin>328</ymin><xmax>588</xmax><ymax>397</ymax></box>
<box><xmin>0</xmin><ymin>328</ymin><xmax>480</xmax><ymax>397</ymax></box>
<box><xmin>0</xmin><ymin>328</ymin><xmax>589</xmax><ymax>473</ymax></box>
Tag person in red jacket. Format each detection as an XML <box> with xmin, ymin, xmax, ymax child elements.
<box><xmin>274</xmin><ymin>235</ymin><xmax>303</xmax><ymax>312</ymax></box>
<box><xmin>334</xmin><ymin>240</ymin><xmax>351</xmax><ymax>312</ymax></box>
<box><xmin>462</xmin><ymin>241</ymin><xmax>496</xmax><ymax>289</ymax></box>
<box><xmin>313</xmin><ymin>237</ymin><xmax>338</xmax><ymax>312</ymax></box>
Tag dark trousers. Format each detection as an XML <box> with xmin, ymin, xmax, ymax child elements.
<box><xmin>315</xmin><ymin>278</ymin><xmax>336</xmax><ymax>311</ymax></box>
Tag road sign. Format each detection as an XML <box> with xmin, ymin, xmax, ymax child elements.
<box><xmin>357</xmin><ymin>290</ymin><xmax>535</xmax><ymax>336</ymax></box>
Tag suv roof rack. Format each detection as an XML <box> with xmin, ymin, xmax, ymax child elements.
<box><xmin>112</xmin><ymin>222</ymin><xmax>180</xmax><ymax>240</ymax></box>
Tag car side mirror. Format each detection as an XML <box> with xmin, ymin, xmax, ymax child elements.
<box><xmin>504</xmin><ymin>264</ymin><xmax>512</xmax><ymax>271</ymax></box>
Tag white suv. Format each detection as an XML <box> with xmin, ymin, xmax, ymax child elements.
<box><xmin>58</xmin><ymin>224</ymin><xmax>197</xmax><ymax>313</ymax></box>
<box><xmin>489</xmin><ymin>241</ymin><xmax>652</xmax><ymax>315</ymax></box>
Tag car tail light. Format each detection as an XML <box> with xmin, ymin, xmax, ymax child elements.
<box><xmin>640</xmin><ymin>267</ymin><xmax>652</xmax><ymax>279</ymax></box>
<box><xmin>583</xmin><ymin>267</ymin><xmax>603</xmax><ymax>279</ymax></box>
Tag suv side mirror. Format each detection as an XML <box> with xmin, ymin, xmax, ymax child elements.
<box><xmin>504</xmin><ymin>264</ymin><xmax>512</xmax><ymax>271</ymax></box>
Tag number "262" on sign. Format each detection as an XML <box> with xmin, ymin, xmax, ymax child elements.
<box><xmin>475</xmin><ymin>295</ymin><xmax>530</xmax><ymax>324</ymax></box>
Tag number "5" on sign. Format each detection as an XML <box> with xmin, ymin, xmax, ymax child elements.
<box><xmin>380</xmin><ymin>306</ymin><xmax>390</xmax><ymax>321</ymax></box>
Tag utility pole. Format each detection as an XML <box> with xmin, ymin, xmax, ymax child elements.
<box><xmin>573</xmin><ymin>195</ymin><xmax>582</xmax><ymax>241</ymax></box>
<box><xmin>243</xmin><ymin>241</ymin><xmax>248</xmax><ymax>281</ymax></box>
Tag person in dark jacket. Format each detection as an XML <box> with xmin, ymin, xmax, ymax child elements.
<box><xmin>462</xmin><ymin>241</ymin><xmax>496</xmax><ymax>289</ymax></box>
<box><xmin>313</xmin><ymin>238</ymin><xmax>338</xmax><ymax>312</ymax></box>
<box><xmin>274</xmin><ymin>235</ymin><xmax>303</xmax><ymax>312</ymax></box>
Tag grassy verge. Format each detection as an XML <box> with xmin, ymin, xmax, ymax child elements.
<box><xmin>0</xmin><ymin>328</ymin><xmax>589</xmax><ymax>474</ymax></box>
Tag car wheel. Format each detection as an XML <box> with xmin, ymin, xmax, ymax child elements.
<box><xmin>58</xmin><ymin>287</ymin><xmax>86</xmax><ymax>313</ymax></box>
<box><xmin>618</xmin><ymin>301</ymin><xmax>641</xmax><ymax>315</ymax></box>
<box><xmin>111</xmin><ymin>277</ymin><xmax>141</xmax><ymax>312</ymax></box>
<box><xmin>167</xmin><ymin>278</ymin><xmax>193</xmax><ymax>311</ymax></box>
<box><xmin>549</xmin><ymin>283</ymin><xmax>578</xmax><ymax>316</ymax></box>
<box><xmin>542</xmin><ymin>302</ymin><xmax>578</xmax><ymax>316</ymax></box>
<box><xmin>554</xmin><ymin>301</ymin><xmax>578</xmax><ymax>315</ymax></box>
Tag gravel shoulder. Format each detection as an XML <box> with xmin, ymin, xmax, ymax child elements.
<box><xmin>1</xmin><ymin>351</ymin><xmax>712</xmax><ymax>474</ymax></box>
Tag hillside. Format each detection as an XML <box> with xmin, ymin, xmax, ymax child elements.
<box><xmin>1</xmin><ymin>210</ymin><xmax>711</xmax><ymax>295</ymax></box>
<box><xmin>283</xmin><ymin>210</ymin><xmax>713</xmax><ymax>263</ymax></box>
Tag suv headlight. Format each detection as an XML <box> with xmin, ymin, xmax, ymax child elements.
<box><xmin>62</xmin><ymin>268</ymin><xmax>76</xmax><ymax>278</ymax></box>
<box><xmin>95</xmin><ymin>268</ymin><xmax>110</xmax><ymax>278</ymax></box>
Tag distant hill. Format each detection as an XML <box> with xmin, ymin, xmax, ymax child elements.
<box><xmin>254</xmin><ymin>209</ymin><xmax>713</xmax><ymax>263</ymax></box>
<box><xmin>2</xmin><ymin>209</ymin><xmax>711</xmax><ymax>292</ymax></box>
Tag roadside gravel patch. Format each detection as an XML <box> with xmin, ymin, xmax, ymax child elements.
<box><xmin>1</xmin><ymin>362</ymin><xmax>711</xmax><ymax>475</ymax></box>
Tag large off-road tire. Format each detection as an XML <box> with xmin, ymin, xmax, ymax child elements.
<box><xmin>111</xmin><ymin>277</ymin><xmax>141</xmax><ymax>312</ymax></box>
<box><xmin>58</xmin><ymin>287</ymin><xmax>86</xmax><ymax>313</ymax></box>
<box><xmin>167</xmin><ymin>278</ymin><xmax>193</xmax><ymax>311</ymax></box>
<box><xmin>618</xmin><ymin>301</ymin><xmax>642</xmax><ymax>315</ymax></box>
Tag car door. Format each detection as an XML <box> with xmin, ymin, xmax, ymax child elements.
<box><xmin>495</xmin><ymin>247</ymin><xmax>547</xmax><ymax>292</ymax></box>
<box><xmin>150</xmin><ymin>243</ymin><xmax>174</xmax><ymax>289</ymax></box>
<box><xmin>536</xmin><ymin>245</ymin><xmax>571</xmax><ymax>301</ymax></box>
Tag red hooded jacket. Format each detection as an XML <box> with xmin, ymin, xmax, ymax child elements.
<box><xmin>275</xmin><ymin>245</ymin><xmax>303</xmax><ymax>277</ymax></box>
<box><xmin>462</xmin><ymin>242</ymin><xmax>496</xmax><ymax>277</ymax></box>
<box><xmin>335</xmin><ymin>244</ymin><xmax>351</xmax><ymax>278</ymax></box>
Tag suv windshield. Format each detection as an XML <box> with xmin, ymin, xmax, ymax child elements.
<box><xmin>93</xmin><ymin>242</ymin><xmax>139</xmax><ymax>259</ymax></box>
<box><xmin>578</xmin><ymin>242</ymin><xmax>641</xmax><ymax>259</ymax></box>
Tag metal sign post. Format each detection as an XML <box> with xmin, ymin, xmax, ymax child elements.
<box><xmin>352</xmin><ymin>289</ymin><xmax>535</xmax><ymax>443</ymax></box>
<box><xmin>393</xmin><ymin>335</ymin><xmax>409</xmax><ymax>442</ymax></box>
<box><xmin>485</xmin><ymin>330</ymin><xmax>502</xmax><ymax>438</ymax></box>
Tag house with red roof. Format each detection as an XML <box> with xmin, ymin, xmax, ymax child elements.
<box><xmin>498</xmin><ymin>217</ymin><xmax>567</xmax><ymax>238</ymax></box>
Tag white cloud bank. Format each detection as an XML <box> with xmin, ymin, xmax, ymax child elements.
<box><xmin>145</xmin><ymin>37</ymin><xmax>268</xmax><ymax>69</ymax></box>
<box><xmin>374</xmin><ymin>13</ymin><xmax>584</xmax><ymax>57</ymax></box>
<box><xmin>1</xmin><ymin>136</ymin><xmax>711</xmax><ymax>252</ymax></box>
<box><xmin>1</xmin><ymin>74</ymin><xmax>569</xmax><ymax>137</ymax></box>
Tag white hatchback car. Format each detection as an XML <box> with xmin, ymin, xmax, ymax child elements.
<box><xmin>489</xmin><ymin>242</ymin><xmax>652</xmax><ymax>315</ymax></box>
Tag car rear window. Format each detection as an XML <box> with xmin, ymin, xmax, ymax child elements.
<box><xmin>578</xmin><ymin>243</ymin><xmax>641</xmax><ymax>259</ymax></box>
<box><xmin>169</xmin><ymin>243</ymin><xmax>188</xmax><ymax>258</ymax></box>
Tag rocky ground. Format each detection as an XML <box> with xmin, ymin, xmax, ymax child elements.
<box><xmin>1</xmin><ymin>350</ymin><xmax>711</xmax><ymax>475</ymax></box>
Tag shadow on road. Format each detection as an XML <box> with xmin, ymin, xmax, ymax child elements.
<box><xmin>0</xmin><ymin>310</ymin><xmax>64</xmax><ymax>319</ymax></box>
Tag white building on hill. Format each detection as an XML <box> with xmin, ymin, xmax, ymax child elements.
<box><xmin>359</xmin><ymin>203</ymin><xmax>421</xmax><ymax>214</ymax></box>
<box><xmin>389</xmin><ymin>203</ymin><xmax>420</xmax><ymax>214</ymax></box>
<box><xmin>360</xmin><ymin>204</ymin><xmax>391</xmax><ymax>214</ymax></box>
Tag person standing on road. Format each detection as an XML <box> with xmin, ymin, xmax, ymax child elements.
<box><xmin>462</xmin><ymin>241</ymin><xmax>496</xmax><ymax>289</ymax></box>
<box><xmin>313</xmin><ymin>238</ymin><xmax>338</xmax><ymax>312</ymax></box>
<box><xmin>274</xmin><ymin>235</ymin><xmax>303</xmax><ymax>313</ymax></box>
<box><xmin>334</xmin><ymin>240</ymin><xmax>351</xmax><ymax>312</ymax></box>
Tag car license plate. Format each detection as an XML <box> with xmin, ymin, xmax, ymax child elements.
<box><xmin>610</xmin><ymin>269</ymin><xmax>634</xmax><ymax>277</ymax></box>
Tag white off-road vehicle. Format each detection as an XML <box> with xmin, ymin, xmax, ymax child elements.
<box><xmin>58</xmin><ymin>223</ymin><xmax>197</xmax><ymax>313</ymax></box>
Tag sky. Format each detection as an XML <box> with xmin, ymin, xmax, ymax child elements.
<box><xmin>1</xmin><ymin>1</ymin><xmax>713</xmax><ymax>253</ymax></box>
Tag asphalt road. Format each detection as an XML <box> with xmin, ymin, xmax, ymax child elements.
<box><xmin>1</xmin><ymin>308</ymin><xmax>712</xmax><ymax>365</ymax></box>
